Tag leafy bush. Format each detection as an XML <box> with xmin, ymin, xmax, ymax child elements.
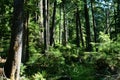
<box><xmin>66</xmin><ymin>64</ymin><xmax>95</xmax><ymax>80</ymax></box>
<box><xmin>92</xmin><ymin>32</ymin><xmax>120</xmax><ymax>80</ymax></box>
<box><xmin>31</xmin><ymin>72</ymin><xmax>46</xmax><ymax>80</ymax></box>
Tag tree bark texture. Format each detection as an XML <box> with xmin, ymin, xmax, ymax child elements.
<box><xmin>39</xmin><ymin>0</ymin><xmax>44</xmax><ymax>46</ymax></box>
<box><xmin>90</xmin><ymin>0</ymin><xmax>97</xmax><ymax>51</ymax></box>
<box><xmin>77</xmin><ymin>10</ymin><xmax>84</xmax><ymax>48</ymax></box>
<box><xmin>62</xmin><ymin>0</ymin><xmax>67</xmax><ymax>46</ymax></box>
<box><xmin>43</xmin><ymin>0</ymin><xmax>49</xmax><ymax>51</ymax></box>
<box><xmin>116</xmin><ymin>0</ymin><xmax>120</xmax><ymax>36</ymax></box>
<box><xmin>59</xmin><ymin>4</ymin><xmax>63</xmax><ymax>44</ymax></box>
<box><xmin>22</xmin><ymin>10</ymin><xmax>29</xmax><ymax>63</ymax></box>
<box><xmin>76</xmin><ymin>8</ymin><xmax>80</xmax><ymax>47</ymax></box>
<box><xmin>4</xmin><ymin>0</ymin><xmax>24</xmax><ymax>80</ymax></box>
<box><xmin>50</xmin><ymin>0</ymin><xmax>57</xmax><ymax>46</ymax></box>
<box><xmin>84</xmin><ymin>0</ymin><xmax>92</xmax><ymax>51</ymax></box>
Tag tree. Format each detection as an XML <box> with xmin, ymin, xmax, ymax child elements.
<box><xmin>84</xmin><ymin>0</ymin><xmax>92</xmax><ymax>51</ymax></box>
<box><xmin>38</xmin><ymin>0</ymin><xmax>44</xmax><ymax>46</ymax></box>
<box><xmin>90</xmin><ymin>0</ymin><xmax>97</xmax><ymax>51</ymax></box>
<box><xmin>59</xmin><ymin>3</ymin><xmax>63</xmax><ymax>44</ymax></box>
<box><xmin>62</xmin><ymin>0</ymin><xmax>67</xmax><ymax>46</ymax></box>
<box><xmin>78</xmin><ymin>10</ymin><xmax>84</xmax><ymax>48</ymax></box>
<box><xmin>115</xmin><ymin>0</ymin><xmax>120</xmax><ymax>38</ymax></box>
<box><xmin>50</xmin><ymin>0</ymin><xmax>57</xmax><ymax>46</ymax></box>
<box><xmin>43</xmin><ymin>0</ymin><xmax>50</xmax><ymax>51</ymax></box>
<box><xmin>22</xmin><ymin>7</ymin><xmax>29</xmax><ymax>63</ymax></box>
<box><xmin>4</xmin><ymin>0</ymin><xmax>24</xmax><ymax>79</ymax></box>
<box><xmin>75</xmin><ymin>7</ymin><xmax>80</xmax><ymax>47</ymax></box>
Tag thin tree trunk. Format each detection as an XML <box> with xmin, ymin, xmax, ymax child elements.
<box><xmin>76</xmin><ymin>8</ymin><xmax>80</xmax><ymax>47</ymax></box>
<box><xmin>59</xmin><ymin>4</ymin><xmax>62</xmax><ymax>44</ymax></box>
<box><xmin>47</xmin><ymin>0</ymin><xmax>50</xmax><ymax>48</ymax></box>
<box><xmin>116</xmin><ymin>0</ymin><xmax>120</xmax><ymax>37</ymax></box>
<box><xmin>62</xmin><ymin>1</ymin><xmax>67</xmax><ymax>46</ymax></box>
<box><xmin>50</xmin><ymin>0</ymin><xmax>57</xmax><ymax>46</ymax></box>
<box><xmin>22</xmin><ymin>11</ymin><xmax>29</xmax><ymax>63</ymax></box>
<box><xmin>84</xmin><ymin>0</ymin><xmax>92</xmax><ymax>51</ymax></box>
<box><xmin>105</xmin><ymin>9</ymin><xmax>109</xmax><ymax>34</ymax></box>
<box><xmin>78</xmin><ymin>10</ymin><xmax>84</xmax><ymax>48</ymax></box>
<box><xmin>90</xmin><ymin>0</ymin><xmax>97</xmax><ymax>51</ymax></box>
<box><xmin>4</xmin><ymin>0</ymin><xmax>24</xmax><ymax>79</ymax></box>
<box><xmin>66</xmin><ymin>19</ymin><xmax>68</xmax><ymax>44</ymax></box>
<box><xmin>114</xmin><ymin>9</ymin><xmax>117</xmax><ymax>39</ymax></box>
<box><xmin>43</xmin><ymin>0</ymin><xmax>49</xmax><ymax>51</ymax></box>
<box><xmin>38</xmin><ymin>0</ymin><xmax>44</xmax><ymax>46</ymax></box>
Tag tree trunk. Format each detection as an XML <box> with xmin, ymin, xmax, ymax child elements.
<box><xmin>38</xmin><ymin>0</ymin><xmax>44</xmax><ymax>46</ymax></box>
<box><xmin>59</xmin><ymin>4</ymin><xmax>62</xmax><ymax>44</ymax></box>
<box><xmin>62</xmin><ymin>0</ymin><xmax>67</xmax><ymax>46</ymax></box>
<box><xmin>105</xmin><ymin>9</ymin><xmax>109</xmax><ymax>34</ymax></box>
<box><xmin>115</xmin><ymin>0</ymin><xmax>120</xmax><ymax>38</ymax></box>
<box><xmin>37</xmin><ymin>0</ymin><xmax>45</xmax><ymax>53</ymax></box>
<box><xmin>90</xmin><ymin>0</ymin><xmax>97</xmax><ymax>51</ymax></box>
<box><xmin>43</xmin><ymin>0</ymin><xmax>49</xmax><ymax>51</ymax></box>
<box><xmin>114</xmin><ymin>9</ymin><xmax>117</xmax><ymax>39</ymax></box>
<box><xmin>22</xmin><ymin>10</ymin><xmax>29</xmax><ymax>63</ymax></box>
<box><xmin>4</xmin><ymin>0</ymin><xmax>24</xmax><ymax>79</ymax></box>
<box><xmin>84</xmin><ymin>0</ymin><xmax>92</xmax><ymax>51</ymax></box>
<box><xmin>50</xmin><ymin>0</ymin><xmax>57</xmax><ymax>46</ymax></box>
<box><xmin>78</xmin><ymin>10</ymin><xmax>84</xmax><ymax>48</ymax></box>
<box><xmin>76</xmin><ymin>8</ymin><xmax>80</xmax><ymax>47</ymax></box>
<box><xmin>47</xmin><ymin>0</ymin><xmax>50</xmax><ymax>48</ymax></box>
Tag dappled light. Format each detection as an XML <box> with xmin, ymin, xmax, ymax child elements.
<box><xmin>0</xmin><ymin>0</ymin><xmax>120</xmax><ymax>80</ymax></box>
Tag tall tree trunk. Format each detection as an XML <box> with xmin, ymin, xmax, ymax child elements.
<box><xmin>4</xmin><ymin>0</ymin><xmax>24</xmax><ymax>79</ymax></box>
<box><xmin>59</xmin><ymin>4</ymin><xmax>62</xmax><ymax>44</ymax></box>
<box><xmin>47</xmin><ymin>0</ymin><xmax>50</xmax><ymax>48</ymax></box>
<box><xmin>76</xmin><ymin>8</ymin><xmax>80</xmax><ymax>47</ymax></box>
<box><xmin>38</xmin><ymin>0</ymin><xmax>44</xmax><ymax>46</ymax></box>
<box><xmin>105</xmin><ymin>9</ymin><xmax>109</xmax><ymax>34</ymax></box>
<box><xmin>66</xmin><ymin>19</ymin><xmax>68</xmax><ymax>43</ymax></box>
<box><xmin>50</xmin><ymin>0</ymin><xmax>57</xmax><ymax>46</ymax></box>
<box><xmin>114</xmin><ymin>9</ymin><xmax>117</xmax><ymax>39</ymax></box>
<box><xmin>43</xmin><ymin>0</ymin><xmax>47</xmax><ymax>51</ymax></box>
<box><xmin>22</xmin><ymin>10</ymin><xmax>29</xmax><ymax>63</ymax></box>
<box><xmin>38</xmin><ymin>0</ymin><xmax>45</xmax><ymax>53</ymax></box>
<box><xmin>90</xmin><ymin>0</ymin><xmax>97</xmax><ymax>51</ymax></box>
<box><xmin>62</xmin><ymin>0</ymin><xmax>67</xmax><ymax>46</ymax></box>
<box><xmin>115</xmin><ymin>0</ymin><xmax>120</xmax><ymax>38</ymax></box>
<box><xmin>43</xmin><ymin>0</ymin><xmax>49</xmax><ymax>51</ymax></box>
<box><xmin>84</xmin><ymin>0</ymin><xmax>92</xmax><ymax>51</ymax></box>
<box><xmin>78</xmin><ymin>10</ymin><xmax>84</xmax><ymax>48</ymax></box>
<box><xmin>40</xmin><ymin>0</ymin><xmax>44</xmax><ymax>42</ymax></box>
<box><xmin>22</xmin><ymin>0</ymin><xmax>29</xmax><ymax>63</ymax></box>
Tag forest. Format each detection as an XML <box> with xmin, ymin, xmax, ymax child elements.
<box><xmin>0</xmin><ymin>0</ymin><xmax>120</xmax><ymax>80</ymax></box>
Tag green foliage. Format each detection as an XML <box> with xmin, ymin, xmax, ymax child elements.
<box><xmin>67</xmin><ymin>64</ymin><xmax>95</xmax><ymax>80</ymax></box>
<box><xmin>2</xmin><ymin>27</ymin><xmax>119</xmax><ymax>80</ymax></box>
<box><xmin>98</xmin><ymin>32</ymin><xmax>111</xmax><ymax>52</ymax></box>
<box><xmin>31</xmin><ymin>72</ymin><xmax>46</xmax><ymax>80</ymax></box>
<box><xmin>1</xmin><ymin>0</ymin><xmax>120</xmax><ymax>80</ymax></box>
<box><xmin>20</xmin><ymin>64</ymin><xmax>27</xmax><ymax>76</ymax></box>
<box><xmin>0</xmin><ymin>0</ymin><xmax>12</xmax><ymax>57</ymax></box>
<box><xmin>37</xmin><ymin>47</ymin><xmax>65</xmax><ymax>75</ymax></box>
<box><xmin>92</xmin><ymin>33</ymin><xmax>120</xmax><ymax>79</ymax></box>
<box><xmin>57</xmin><ymin>0</ymin><xmax>62</xmax><ymax>4</ymax></box>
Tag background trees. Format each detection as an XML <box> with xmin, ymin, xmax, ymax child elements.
<box><xmin>0</xmin><ymin>0</ymin><xmax>120</xmax><ymax>80</ymax></box>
